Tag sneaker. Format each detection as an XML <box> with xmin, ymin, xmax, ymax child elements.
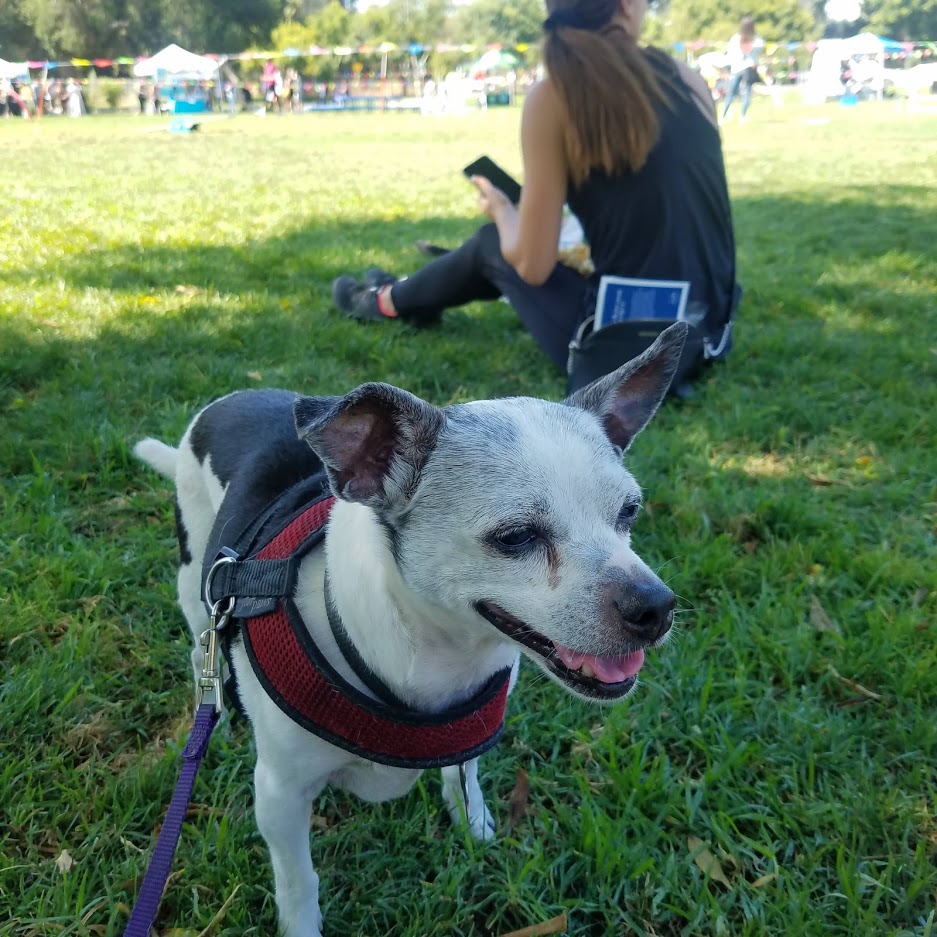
<box><xmin>415</xmin><ymin>239</ymin><xmax>450</xmax><ymax>257</ymax></box>
<box><xmin>331</xmin><ymin>276</ymin><xmax>389</xmax><ymax>322</ymax></box>
<box><xmin>364</xmin><ymin>267</ymin><xmax>397</xmax><ymax>289</ymax></box>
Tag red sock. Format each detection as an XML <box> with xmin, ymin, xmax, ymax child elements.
<box><xmin>376</xmin><ymin>286</ymin><xmax>397</xmax><ymax>318</ymax></box>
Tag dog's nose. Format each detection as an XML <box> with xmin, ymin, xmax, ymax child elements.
<box><xmin>614</xmin><ymin>579</ymin><xmax>676</xmax><ymax>644</ymax></box>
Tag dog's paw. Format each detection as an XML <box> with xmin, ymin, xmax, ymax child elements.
<box><xmin>467</xmin><ymin>805</ymin><xmax>496</xmax><ymax>842</ymax></box>
<box><xmin>443</xmin><ymin>786</ymin><xmax>496</xmax><ymax>841</ymax></box>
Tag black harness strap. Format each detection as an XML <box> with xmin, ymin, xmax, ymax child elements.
<box><xmin>323</xmin><ymin>573</ymin><xmax>409</xmax><ymax>709</ymax></box>
<box><xmin>208</xmin><ymin>555</ymin><xmax>299</xmax><ymax>619</ymax></box>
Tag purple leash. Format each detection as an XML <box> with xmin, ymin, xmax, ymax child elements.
<box><xmin>123</xmin><ymin>702</ymin><xmax>219</xmax><ymax>937</ymax></box>
<box><xmin>123</xmin><ymin>564</ymin><xmax>235</xmax><ymax>936</ymax></box>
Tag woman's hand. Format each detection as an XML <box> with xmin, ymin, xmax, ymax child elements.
<box><xmin>470</xmin><ymin>175</ymin><xmax>515</xmax><ymax>222</ymax></box>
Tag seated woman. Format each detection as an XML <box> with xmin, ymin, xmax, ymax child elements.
<box><xmin>332</xmin><ymin>0</ymin><xmax>738</xmax><ymax>382</ymax></box>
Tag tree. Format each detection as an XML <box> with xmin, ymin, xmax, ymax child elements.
<box><xmin>282</xmin><ymin>0</ymin><xmax>353</xmax><ymax>18</ymax></box>
<box><xmin>0</xmin><ymin>1</ymin><xmax>40</xmax><ymax>59</ymax></box>
<box><xmin>863</xmin><ymin>0</ymin><xmax>937</xmax><ymax>39</ymax></box>
<box><xmin>15</xmin><ymin>0</ymin><xmax>161</xmax><ymax>57</ymax></box>
<box><xmin>453</xmin><ymin>0</ymin><xmax>544</xmax><ymax>47</ymax></box>
<box><xmin>656</xmin><ymin>0</ymin><xmax>817</xmax><ymax>42</ymax></box>
<box><xmin>312</xmin><ymin>0</ymin><xmax>353</xmax><ymax>46</ymax></box>
<box><xmin>380</xmin><ymin>0</ymin><xmax>452</xmax><ymax>47</ymax></box>
<box><xmin>9</xmin><ymin>0</ymin><xmax>287</xmax><ymax>57</ymax></box>
<box><xmin>159</xmin><ymin>0</ymin><xmax>284</xmax><ymax>54</ymax></box>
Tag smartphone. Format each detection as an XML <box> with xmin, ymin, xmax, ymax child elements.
<box><xmin>463</xmin><ymin>156</ymin><xmax>522</xmax><ymax>205</ymax></box>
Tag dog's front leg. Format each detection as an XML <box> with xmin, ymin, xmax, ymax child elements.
<box><xmin>441</xmin><ymin>758</ymin><xmax>495</xmax><ymax>841</ymax></box>
<box><xmin>254</xmin><ymin>759</ymin><xmax>326</xmax><ymax>937</ymax></box>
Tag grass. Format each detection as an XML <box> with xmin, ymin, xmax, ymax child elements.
<box><xmin>1</xmin><ymin>98</ymin><xmax>936</xmax><ymax>937</ymax></box>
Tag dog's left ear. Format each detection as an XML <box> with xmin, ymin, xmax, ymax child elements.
<box><xmin>564</xmin><ymin>321</ymin><xmax>687</xmax><ymax>452</ymax></box>
<box><xmin>294</xmin><ymin>383</ymin><xmax>444</xmax><ymax>510</ymax></box>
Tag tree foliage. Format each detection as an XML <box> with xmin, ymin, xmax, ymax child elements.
<box><xmin>5</xmin><ymin>0</ymin><xmax>282</xmax><ymax>57</ymax></box>
<box><xmin>655</xmin><ymin>0</ymin><xmax>817</xmax><ymax>43</ymax></box>
<box><xmin>863</xmin><ymin>0</ymin><xmax>937</xmax><ymax>39</ymax></box>
<box><xmin>0</xmin><ymin>1</ymin><xmax>38</xmax><ymax>59</ymax></box>
<box><xmin>451</xmin><ymin>0</ymin><xmax>545</xmax><ymax>47</ymax></box>
<box><xmin>2</xmin><ymin>0</ymin><xmax>935</xmax><ymax>60</ymax></box>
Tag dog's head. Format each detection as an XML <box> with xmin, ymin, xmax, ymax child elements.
<box><xmin>295</xmin><ymin>322</ymin><xmax>686</xmax><ymax>702</ymax></box>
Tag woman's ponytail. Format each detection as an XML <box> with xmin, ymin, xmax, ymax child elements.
<box><xmin>543</xmin><ymin>0</ymin><xmax>667</xmax><ymax>184</ymax></box>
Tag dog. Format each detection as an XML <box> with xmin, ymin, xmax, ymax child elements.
<box><xmin>133</xmin><ymin>322</ymin><xmax>686</xmax><ymax>936</ymax></box>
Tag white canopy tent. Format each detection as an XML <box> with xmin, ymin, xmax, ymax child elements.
<box><xmin>803</xmin><ymin>32</ymin><xmax>901</xmax><ymax>102</ymax></box>
<box><xmin>133</xmin><ymin>44</ymin><xmax>220</xmax><ymax>80</ymax></box>
<box><xmin>842</xmin><ymin>32</ymin><xmax>904</xmax><ymax>55</ymax></box>
<box><xmin>0</xmin><ymin>58</ymin><xmax>29</xmax><ymax>80</ymax></box>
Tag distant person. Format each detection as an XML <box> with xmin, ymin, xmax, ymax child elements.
<box><xmin>272</xmin><ymin>68</ymin><xmax>284</xmax><ymax>112</ymax></box>
<box><xmin>262</xmin><ymin>59</ymin><xmax>277</xmax><ymax>98</ymax></box>
<box><xmin>722</xmin><ymin>16</ymin><xmax>764</xmax><ymax>122</ymax></box>
<box><xmin>149</xmin><ymin>81</ymin><xmax>161</xmax><ymax>115</ymax></box>
<box><xmin>225</xmin><ymin>79</ymin><xmax>239</xmax><ymax>114</ymax></box>
<box><xmin>284</xmin><ymin>67</ymin><xmax>300</xmax><ymax>112</ymax></box>
<box><xmin>65</xmin><ymin>79</ymin><xmax>85</xmax><ymax>118</ymax></box>
<box><xmin>331</xmin><ymin>0</ymin><xmax>739</xmax><ymax>389</ymax></box>
<box><xmin>7</xmin><ymin>80</ymin><xmax>31</xmax><ymax>119</ymax></box>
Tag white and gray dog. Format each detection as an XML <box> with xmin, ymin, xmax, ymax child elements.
<box><xmin>134</xmin><ymin>322</ymin><xmax>686</xmax><ymax>936</ymax></box>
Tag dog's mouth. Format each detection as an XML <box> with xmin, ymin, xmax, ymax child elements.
<box><xmin>474</xmin><ymin>601</ymin><xmax>644</xmax><ymax>701</ymax></box>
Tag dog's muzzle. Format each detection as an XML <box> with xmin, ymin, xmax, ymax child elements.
<box><xmin>476</xmin><ymin>608</ymin><xmax>650</xmax><ymax>703</ymax></box>
<box><xmin>611</xmin><ymin>577</ymin><xmax>676</xmax><ymax>645</ymax></box>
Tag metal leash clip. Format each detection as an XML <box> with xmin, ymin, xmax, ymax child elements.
<box><xmin>198</xmin><ymin>553</ymin><xmax>238</xmax><ymax>713</ymax></box>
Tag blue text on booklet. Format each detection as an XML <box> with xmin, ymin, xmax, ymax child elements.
<box><xmin>594</xmin><ymin>275</ymin><xmax>690</xmax><ymax>330</ymax></box>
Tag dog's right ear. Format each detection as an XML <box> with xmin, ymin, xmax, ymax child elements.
<box><xmin>294</xmin><ymin>383</ymin><xmax>444</xmax><ymax>510</ymax></box>
<box><xmin>564</xmin><ymin>321</ymin><xmax>687</xmax><ymax>452</ymax></box>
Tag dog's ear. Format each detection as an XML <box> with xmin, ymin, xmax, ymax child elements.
<box><xmin>564</xmin><ymin>321</ymin><xmax>687</xmax><ymax>452</ymax></box>
<box><xmin>294</xmin><ymin>383</ymin><xmax>444</xmax><ymax>509</ymax></box>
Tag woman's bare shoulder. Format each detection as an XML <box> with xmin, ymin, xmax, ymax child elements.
<box><xmin>674</xmin><ymin>60</ymin><xmax>711</xmax><ymax>98</ymax></box>
<box><xmin>673</xmin><ymin>59</ymin><xmax>718</xmax><ymax>126</ymax></box>
<box><xmin>521</xmin><ymin>78</ymin><xmax>565</xmax><ymax>137</ymax></box>
<box><xmin>523</xmin><ymin>77</ymin><xmax>563</xmax><ymax>114</ymax></box>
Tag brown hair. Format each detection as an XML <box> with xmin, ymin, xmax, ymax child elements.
<box><xmin>739</xmin><ymin>16</ymin><xmax>756</xmax><ymax>40</ymax></box>
<box><xmin>543</xmin><ymin>0</ymin><xmax>667</xmax><ymax>185</ymax></box>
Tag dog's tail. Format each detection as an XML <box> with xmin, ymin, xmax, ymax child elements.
<box><xmin>133</xmin><ymin>438</ymin><xmax>178</xmax><ymax>480</ymax></box>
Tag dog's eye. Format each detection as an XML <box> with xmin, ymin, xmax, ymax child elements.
<box><xmin>493</xmin><ymin>527</ymin><xmax>539</xmax><ymax>550</ymax></box>
<box><xmin>617</xmin><ymin>502</ymin><xmax>640</xmax><ymax>527</ymax></box>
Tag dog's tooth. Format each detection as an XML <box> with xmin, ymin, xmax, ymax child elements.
<box><xmin>579</xmin><ymin>663</ymin><xmax>596</xmax><ymax>679</ymax></box>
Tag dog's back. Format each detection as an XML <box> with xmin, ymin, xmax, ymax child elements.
<box><xmin>137</xmin><ymin>389</ymin><xmax>327</xmax><ymax>562</ymax></box>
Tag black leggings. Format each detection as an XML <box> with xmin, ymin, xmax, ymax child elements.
<box><xmin>389</xmin><ymin>223</ymin><xmax>593</xmax><ymax>369</ymax></box>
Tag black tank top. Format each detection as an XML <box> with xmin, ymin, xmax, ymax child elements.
<box><xmin>565</xmin><ymin>50</ymin><xmax>736</xmax><ymax>327</ymax></box>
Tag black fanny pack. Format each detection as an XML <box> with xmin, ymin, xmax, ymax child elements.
<box><xmin>566</xmin><ymin>287</ymin><xmax>740</xmax><ymax>397</ymax></box>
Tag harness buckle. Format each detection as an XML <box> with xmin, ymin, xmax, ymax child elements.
<box><xmin>197</xmin><ymin>625</ymin><xmax>224</xmax><ymax>713</ymax></box>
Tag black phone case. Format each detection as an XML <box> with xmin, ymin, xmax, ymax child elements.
<box><xmin>463</xmin><ymin>156</ymin><xmax>522</xmax><ymax>204</ymax></box>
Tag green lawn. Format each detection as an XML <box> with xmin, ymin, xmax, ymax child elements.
<box><xmin>1</xmin><ymin>99</ymin><xmax>936</xmax><ymax>937</ymax></box>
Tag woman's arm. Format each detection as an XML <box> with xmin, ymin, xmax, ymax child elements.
<box><xmin>473</xmin><ymin>79</ymin><xmax>567</xmax><ymax>286</ymax></box>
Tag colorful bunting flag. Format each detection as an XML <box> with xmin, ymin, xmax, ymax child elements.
<box><xmin>10</xmin><ymin>34</ymin><xmax>937</xmax><ymax>74</ymax></box>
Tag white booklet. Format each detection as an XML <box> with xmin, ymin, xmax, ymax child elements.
<box><xmin>594</xmin><ymin>275</ymin><xmax>690</xmax><ymax>330</ymax></box>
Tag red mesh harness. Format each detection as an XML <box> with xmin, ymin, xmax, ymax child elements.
<box><xmin>210</xmin><ymin>493</ymin><xmax>511</xmax><ymax>769</ymax></box>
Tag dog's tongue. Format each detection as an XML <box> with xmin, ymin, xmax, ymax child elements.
<box><xmin>554</xmin><ymin>643</ymin><xmax>645</xmax><ymax>684</ymax></box>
